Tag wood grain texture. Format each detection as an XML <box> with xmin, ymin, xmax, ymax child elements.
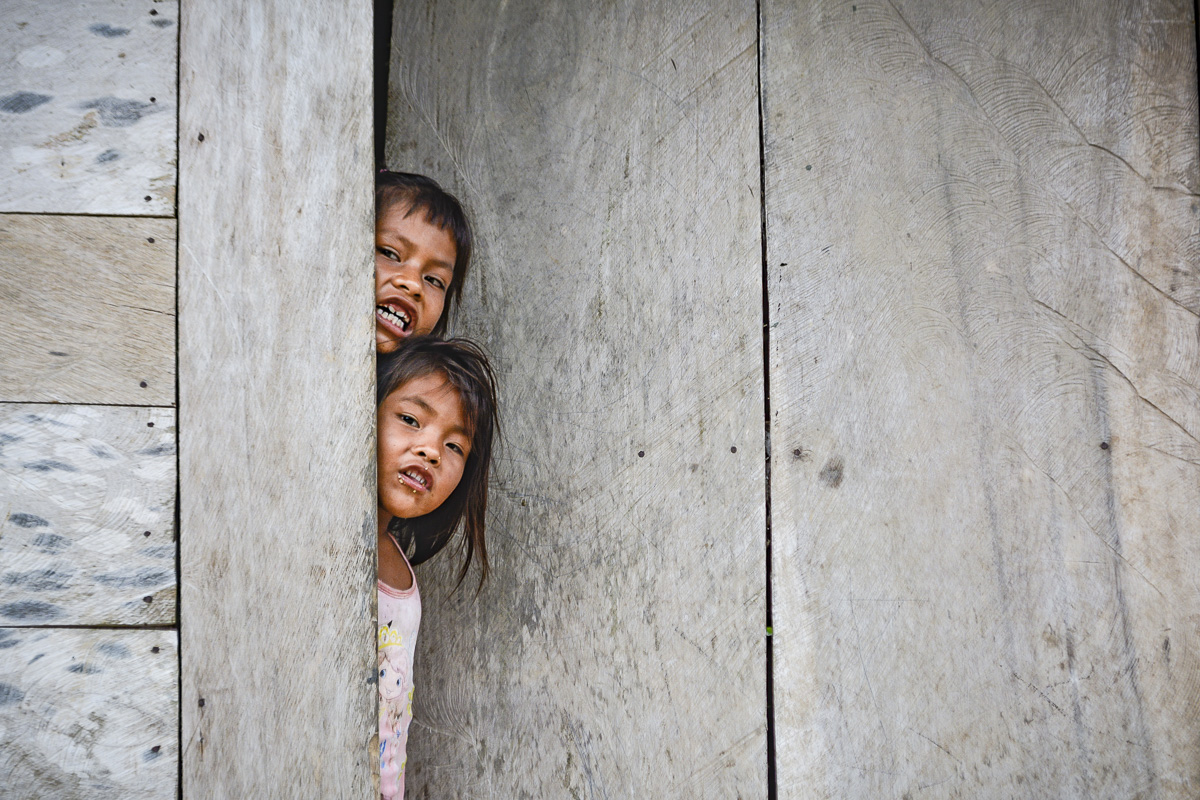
<box><xmin>764</xmin><ymin>1</ymin><xmax>1200</xmax><ymax>797</ymax></box>
<box><xmin>0</xmin><ymin>627</ymin><xmax>178</xmax><ymax>799</ymax></box>
<box><xmin>387</xmin><ymin>2</ymin><xmax>766</xmax><ymax>796</ymax></box>
<box><xmin>177</xmin><ymin>1</ymin><xmax>376</xmax><ymax>796</ymax></box>
<box><xmin>0</xmin><ymin>214</ymin><xmax>175</xmax><ymax>405</ymax></box>
<box><xmin>0</xmin><ymin>0</ymin><xmax>178</xmax><ymax>214</ymax></box>
<box><xmin>0</xmin><ymin>404</ymin><xmax>176</xmax><ymax>625</ymax></box>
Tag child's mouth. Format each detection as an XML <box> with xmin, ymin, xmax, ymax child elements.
<box><xmin>399</xmin><ymin>467</ymin><xmax>430</xmax><ymax>492</ymax></box>
<box><xmin>377</xmin><ymin>303</ymin><xmax>412</xmax><ymax>333</ymax></box>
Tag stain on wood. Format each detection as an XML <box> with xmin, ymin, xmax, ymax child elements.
<box><xmin>0</xmin><ymin>628</ymin><xmax>177</xmax><ymax>799</ymax></box>
<box><xmin>764</xmin><ymin>1</ymin><xmax>1200</xmax><ymax>796</ymax></box>
<box><xmin>0</xmin><ymin>404</ymin><xmax>176</xmax><ymax>625</ymax></box>
<box><xmin>0</xmin><ymin>214</ymin><xmax>175</xmax><ymax>405</ymax></box>
<box><xmin>0</xmin><ymin>0</ymin><xmax>178</xmax><ymax>214</ymax></box>
<box><xmin>388</xmin><ymin>1</ymin><xmax>766</xmax><ymax>796</ymax></box>
<box><xmin>178</xmin><ymin>0</ymin><xmax>376</xmax><ymax>796</ymax></box>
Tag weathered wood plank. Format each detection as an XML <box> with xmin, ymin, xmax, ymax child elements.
<box><xmin>178</xmin><ymin>1</ymin><xmax>375</xmax><ymax>796</ymax></box>
<box><xmin>0</xmin><ymin>404</ymin><xmax>176</xmax><ymax>625</ymax></box>
<box><xmin>388</xmin><ymin>2</ymin><xmax>766</xmax><ymax>796</ymax></box>
<box><xmin>0</xmin><ymin>628</ymin><xmax>177</xmax><ymax>799</ymax></box>
<box><xmin>0</xmin><ymin>0</ymin><xmax>178</xmax><ymax>215</ymax></box>
<box><xmin>764</xmin><ymin>1</ymin><xmax>1200</xmax><ymax>797</ymax></box>
<box><xmin>0</xmin><ymin>214</ymin><xmax>175</xmax><ymax>406</ymax></box>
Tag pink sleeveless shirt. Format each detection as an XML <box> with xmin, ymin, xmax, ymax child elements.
<box><xmin>378</xmin><ymin>555</ymin><xmax>420</xmax><ymax>799</ymax></box>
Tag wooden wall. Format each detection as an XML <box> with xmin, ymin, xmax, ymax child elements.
<box><xmin>387</xmin><ymin>1</ymin><xmax>768</xmax><ymax>796</ymax></box>
<box><xmin>4</xmin><ymin>0</ymin><xmax>378</xmax><ymax>796</ymax></box>
<box><xmin>3</xmin><ymin>0</ymin><xmax>1196</xmax><ymax>795</ymax></box>
<box><xmin>1</xmin><ymin>2</ymin><xmax>180</xmax><ymax>797</ymax></box>
<box><xmin>764</xmin><ymin>1</ymin><xmax>1200</xmax><ymax>797</ymax></box>
<box><xmin>390</xmin><ymin>0</ymin><xmax>1199</xmax><ymax>796</ymax></box>
<box><xmin>177</xmin><ymin>0</ymin><xmax>376</xmax><ymax>796</ymax></box>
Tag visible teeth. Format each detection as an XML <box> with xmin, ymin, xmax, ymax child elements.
<box><xmin>402</xmin><ymin>469</ymin><xmax>427</xmax><ymax>487</ymax></box>
<box><xmin>378</xmin><ymin>305</ymin><xmax>411</xmax><ymax>330</ymax></box>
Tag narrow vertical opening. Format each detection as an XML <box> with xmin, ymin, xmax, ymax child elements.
<box><xmin>756</xmin><ymin>1</ymin><xmax>778</xmax><ymax>797</ymax></box>
<box><xmin>374</xmin><ymin>0</ymin><xmax>395</xmax><ymax>168</ymax></box>
<box><xmin>173</xmin><ymin>5</ymin><xmax>184</xmax><ymax>798</ymax></box>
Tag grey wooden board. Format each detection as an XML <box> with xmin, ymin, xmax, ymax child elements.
<box><xmin>0</xmin><ymin>403</ymin><xmax>176</xmax><ymax>625</ymax></box>
<box><xmin>0</xmin><ymin>627</ymin><xmax>177</xmax><ymax>799</ymax></box>
<box><xmin>0</xmin><ymin>0</ymin><xmax>178</xmax><ymax>215</ymax></box>
<box><xmin>387</xmin><ymin>2</ymin><xmax>766</xmax><ymax>796</ymax></box>
<box><xmin>0</xmin><ymin>214</ymin><xmax>175</xmax><ymax>406</ymax></box>
<box><xmin>763</xmin><ymin>1</ymin><xmax>1200</xmax><ymax>797</ymax></box>
<box><xmin>177</xmin><ymin>1</ymin><xmax>376</xmax><ymax>796</ymax></box>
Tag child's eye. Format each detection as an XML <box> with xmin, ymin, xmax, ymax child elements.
<box><xmin>398</xmin><ymin>414</ymin><xmax>418</xmax><ymax>427</ymax></box>
<box><xmin>377</xmin><ymin>247</ymin><xmax>399</xmax><ymax>260</ymax></box>
<box><xmin>446</xmin><ymin>442</ymin><xmax>465</xmax><ymax>456</ymax></box>
<box><xmin>425</xmin><ymin>275</ymin><xmax>446</xmax><ymax>290</ymax></box>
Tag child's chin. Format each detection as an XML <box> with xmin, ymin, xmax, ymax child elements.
<box><xmin>383</xmin><ymin>495</ymin><xmax>426</xmax><ymax>519</ymax></box>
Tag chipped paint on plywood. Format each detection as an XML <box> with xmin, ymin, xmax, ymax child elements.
<box><xmin>0</xmin><ymin>628</ymin><xmax>178</xmax><ymax>799</ymax></box>
<box><xmin>0</xmin><ymin>404</ymin><xmax>176</xmax><ymax>626</ymax></box>
<box><xmin>0</xmin><ymin>0</ymin><xmax>178</xmax><ymax>214</ymax></box>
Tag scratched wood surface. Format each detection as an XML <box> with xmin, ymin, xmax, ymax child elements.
<box><xmin>177</xmin><ymin>1</ymin><xmax>376</xmax><ymax>796</ymax></box>
<box><xmin>387</xmin><ymin>1</ymin><xmax>766</xmax><ymax>796</ymax></box>
<box><xmin>0</xmin><ymin>404</ymin><xmax>176</xmax><ymax>625</ymax></box>
<box><xmin>0</xmin><ymin>627</ymin><xmax>177</xmax><ymax>799</ymax></box>
<box><xmin>764</xmin><ymin>1</ymin><xmax>1200</xmax><ymax>796</ymax></box>
<box><xmin>0</xmin><ymin>0</ymin><xmax>177</xmax><ymax>215</ymax></box>
<box><xmin>0</xmin><ymin>214</ymin><xmax>175</xmax><ymax>406</ymax></box>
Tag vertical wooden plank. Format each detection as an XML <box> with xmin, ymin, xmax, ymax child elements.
<box><xmin>0</xmin><ymin>404</ymin><xmax>176</xmax><ymax>625</ymax></box>
<box><xmin>0</xmin><ymin>0</ymin><xmax>178</xmax><ymax>215</ymax></box>
<box><xmin>0</xmin><ymin>215</ymin><xmax>176</xmax><ymax>406</ymax></box>
<box><xmin>0</xmin><ymin>628</ymin><xmax>178</xmax><ymax>800</ymax></box>
<box><xmin>764</xmin><ymin>1</ymin><xmax>1200</xmax><ymax>797</ymax></box>
<box><xmin>388</xmin><ymin>2</ymin><xmax>766</xmax><ymax>796</ymax></box>
<box><xmin>177</xmin><ymin>1</ymin><xmax>375</xmax><ymax>796</ymax></box>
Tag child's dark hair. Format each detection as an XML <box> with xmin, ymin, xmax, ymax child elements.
<box><xmin>376</xmin><ymin>171</ymin><xmax>472</xmax><ymax>336</ymax></box>
<box><xmin>378</xmin><ymin>336</ymin><xmax>497</xmax><ymax>590</ymax></box>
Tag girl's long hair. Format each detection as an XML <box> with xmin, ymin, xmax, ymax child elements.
<box><xmin>378</xmin><ymin>337</ymin><xmax>497</xmax><ymax>590</ymax></box>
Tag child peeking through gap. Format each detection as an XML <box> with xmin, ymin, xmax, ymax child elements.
<box><xmin>376</xmin><ymin>337</ymin><xmax>498</xmax><ymax>799</ymax></box>
<box><xmin>374</xmin><ymin>170</ymin><xmax>497</xmax><ymax>799</ymax></box>
<box><xmin>375</xmin><ymin>171</ymin><xmax>473</xmax><ymax>353</ymax></box>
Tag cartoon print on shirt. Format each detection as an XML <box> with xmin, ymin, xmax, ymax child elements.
<box><xmin>379</xmin><ymin>622</ymin><xmax>413</xmax><ymax>786</ymax></box>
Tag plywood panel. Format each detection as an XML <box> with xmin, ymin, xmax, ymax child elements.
<box><xmin>0</xmin><ymin>627</ymin><xmax>177</xmax><ymax>799</ymax></box>
<box><xmin>177</xmin><ymin>1</ymin><xmax>375</xmax><ymax>796</ymax></box>
<box><xmin>0</xmin><ymin>404</ymin><xmax>176</xmax><ymax>625</ymax></box>
<box><xmin>0</xmin><ymin>214</ymin><xmax>175</xmax><ymax>406</ymax></box>
<box><xmin>0</xmin><ymin>0</ymin><xmax>178</xmax><ymax>215</ymax></box>
<box><xmin>764</xmin><ymin>1</ymin><xmax>1200</xmax><ymax>797</ymax></box>
<box><xmin>387</xmin><ymin>2</ymin><xmax>766</xmax><ymax>796</ymax></box>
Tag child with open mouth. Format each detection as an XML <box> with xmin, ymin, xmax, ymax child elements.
<box><xmin>375</xmin><ymin>336</ymin><xmax>498</xmax><ymax>799</ymax></box>
<box><xmin>374</xmin><ymin>171</ymin><xmax>473</xmax><ymax>353</ymax></box>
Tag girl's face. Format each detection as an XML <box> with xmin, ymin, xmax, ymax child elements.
<box><xmin>377</xmin><ymin>372</ymin><xmax>470</xmax><ymax>521</ymax></box>
<box><xmin>375</xmin><ymin>204</ymin><xmax>456</xmax><ymax>353</ymax></box>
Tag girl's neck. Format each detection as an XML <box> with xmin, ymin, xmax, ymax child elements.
<box><xmin>377</xmin><ymin>509</ymin><xmax>414</xmax><ymax>591</ymax></box>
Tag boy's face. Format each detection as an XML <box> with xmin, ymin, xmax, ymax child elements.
<box><xmin>375</xmin><ymin>204</ymin><xmax>456</xmax><ymax>353</ymax></box>
<box><xmin>377</xmin><ymin>372</ymin><xmax>470</xmax><ymax>521</ymax></box>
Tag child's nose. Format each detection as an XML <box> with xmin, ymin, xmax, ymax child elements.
<box><xmin>391</xmin><ymin>268</ymin><xmax>422</xmax><ymax>298</ymax></box>
<box><xmin>415</xmin><ymin>444</ymin><xmax>439</xmax><ymax>465</ymax></box>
